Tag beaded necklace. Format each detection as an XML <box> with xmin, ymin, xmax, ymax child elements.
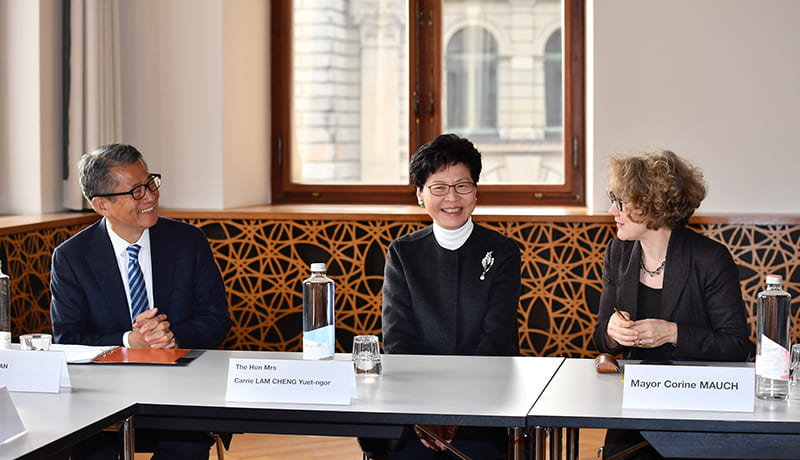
<box><xmin>640</xmin><ymin>259</ymin><xmax>666</xmax><ymax>277</ymax></box>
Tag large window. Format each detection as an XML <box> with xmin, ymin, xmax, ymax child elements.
<box><xmin>271</xmin><ymin>0</ymin><xmax>585</xmax><ymax>205</ymax></box>
<box><xmin>445</xmin><ymin>27</ymin><xmax>499</xmax><ymax>135</ymax></box>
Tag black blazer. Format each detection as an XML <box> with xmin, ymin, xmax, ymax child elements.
<box><xmin>382</xmin><ymin>223</ymin><xmax>521</xmax><ymax>356</ymax></box>
<box><xmin>593</xmin><ymin>227</ymin><xmax>751</xmax><ymax>361</ymax></box>
<box><xmin>50</xmin><ymin>217</ymin><xmax>232</xmax><ymax>348</ymax></box>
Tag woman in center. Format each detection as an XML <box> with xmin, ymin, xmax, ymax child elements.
<box><xmin>381</xmin><ymin>133</ymin><xmax>521</xmax><ymax>459</ymax></box>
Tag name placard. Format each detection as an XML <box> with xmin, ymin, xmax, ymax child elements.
<box><xmin>0</xmin><ymin>349</ymin><xmax>71</xmax><ymax>393</ymax></box>
<box><xmin>0</xmin><ymin>386</ymin><xmax>26</xmax><ymax>444</ymax></box>
<box><xmin>226</xmin><ymin>358</ymin><xmax>356</xmax><ymax>405</ymax></box>
<box><xmin>623</xmin><ymin>364</ymin><xmax>754</xmax><ymax>412</ymax></box>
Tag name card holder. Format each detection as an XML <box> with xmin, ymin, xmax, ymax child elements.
<box><xmin>623</xmin><ymin>363</ymin><xmax>754</xmax><ymax>412</ymax></box>
<box><xmin>226</xmin><ymin>358</ymin><xmax>356</xmax><ymax>405</ymax></box>
<box><xmin>0</xmin><ymin>349</ymin><xmax>71</xmax><ymax>393</ymax></box>
<box><xmin>0</xmin><ymin>385</ymin><xmax>26</xmax><ymax>444</ymax></box>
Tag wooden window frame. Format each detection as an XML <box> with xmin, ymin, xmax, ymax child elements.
<box><xmin>271</xmin><ymin>0</ymin><xmax>585</xmax><ymax>205</ymax></box>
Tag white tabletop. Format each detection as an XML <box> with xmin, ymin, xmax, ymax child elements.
<box><xmin>528</xmin><ymin>358</ymin><xmax>800</xmax><ymax>459</ymax></box>
<box><xmin>1</xmin><ymin>351</ymin><xmax>565</xmax><ymax>459</ymax></box>
<box><xmin>2</xmin><ymin>388</ymin><xmax>135</xmax><ymax>460</ymax></box>
<box><xmin>529</xmin><ymin>358</ymin><xmax>800</xmax><ymax>431</ymax></box>
<box><xmin>69</xmin><ymin>351</ymin><xmax>565</xmax><ymax>430</ymax></box>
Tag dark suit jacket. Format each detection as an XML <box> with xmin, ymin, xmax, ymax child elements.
<box><xmin>593</xmin><ymin>226</ymin><xmax>751</xmax><ymax>361</ymax></box>
<box><xmin>50</xmin><ymin>217</ymin><xmax>232</xmax><ymax>349</ymax></box>
<box><xmin>382</xmin><ymin>223</ymin><xmax>521</xmax><ymax>356</ymax></box>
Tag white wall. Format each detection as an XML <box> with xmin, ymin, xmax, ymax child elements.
<box><xmin>119</xmin><ymin>0</ymin><xmax>225</xmax><ymax>209</ymax></box>
<box><xmin>2</xmin><ymin>0</ymin><xmax>798</xmax><ymax>214</ymax></box>
<box><xmin>589</xmin><ymin>0</ymin><xmax>800</xmax><ymax>214</ymax></box>
<box><xmin>118</xmin><ymin>0</ymin><xmax>269</xmax><ymax>209</ymax></box>
<box><xmin>221</xmin><ymin>0</ymin><xmax>270</xmax><ymax>208</ymax></box>
<box><xmin>0</xmin><ymin>0</ymin><xmax>62</xmax><ymax>214</ymax></box>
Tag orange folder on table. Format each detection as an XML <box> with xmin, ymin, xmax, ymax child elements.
<box><xmin>92</xmin><ymin>347</ymin><xmax>195</xmax><ymax>365</ymax></box>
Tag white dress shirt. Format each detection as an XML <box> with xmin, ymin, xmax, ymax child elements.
<box><xmin>105</xmin><ymin>220</ymin><xmax>153</xmax><ymax>347</ymax></box>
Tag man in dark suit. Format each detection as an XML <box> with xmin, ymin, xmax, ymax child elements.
<box><xmin>50</xmin><ymin>143</ymin><xmax>232</xmax><ymax>460</ymax></box>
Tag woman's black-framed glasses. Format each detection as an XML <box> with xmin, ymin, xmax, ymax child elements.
<box><xmin>607</xmin><ymin>190</ymin><xmax>624</xmax><ymax>211</ymax></box>
<box><xmin>427</xmin><ymin>181</ymin><xmax>476</xmax><ymax>196</ymax></box>
<box><xmin>94</xmin><ymin>174</ymin><xmax>162</xmax><ymax>200</ymax></box>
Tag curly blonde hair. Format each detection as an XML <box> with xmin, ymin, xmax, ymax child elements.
<box><xmin>608</xmin><ymin>150</ymin><xmax>706</xmax><ymax>230</ymax></box>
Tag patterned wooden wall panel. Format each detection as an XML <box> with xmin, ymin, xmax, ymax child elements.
<box><xmin>695</xmin><ymin>224</ymin><xmax>800</xmax><ymax>346</ymax></box>
<box><xmin>0</xmin><ymin>224</ymin><xmax>89</xmax><ymax>338</ymax></box>
<box><xmin>2</xmin><ymin>217</ymin><xmax>799</xmax><ymax>359</ymax></box>
<box><xmin>497</xmin><ymin>221</ymin><xmax>615</xmax><ymax>357</ymax></box>
<box><xmin>184</xmin><ymin>219</ymin><xmax>427</xmax><ymax>352</ymax></box>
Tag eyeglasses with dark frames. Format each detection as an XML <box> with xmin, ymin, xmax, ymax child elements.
<box><xmin>607</xmin><ymin>190</ymin><xmax>624</xmax><ymax>211</ymax></box>
<box><xmin>427</xmin><ymin>181</ymin><xmax>476</xmax><ymax>196</ymax></box>
<box><xmin>93</xmin><ymin>174</ymin><xmax>162</xmax><ymax>200</ymax></box>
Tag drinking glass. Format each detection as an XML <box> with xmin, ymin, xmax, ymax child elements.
<box><xmin>790</xmin><ymin>344</ymin><xmax>800</xmax><ymax>400</ymax></box>
<box><xmin>20</xmin><ymin>333</ymin><xmax>52</xmax><ymax>351</ymax></box>
<box><xmin>352</xmin><ymin>335</ymin><xmax>382</xmax><ymax>375</ymax></box>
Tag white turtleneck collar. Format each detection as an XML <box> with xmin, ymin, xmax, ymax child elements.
<box><xmin>432</xmin><ymin>218</ymin><xmax>474</xmax><ymax>250</ymax></box>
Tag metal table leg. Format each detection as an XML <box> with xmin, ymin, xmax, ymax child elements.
<box><xmin>121</xmin><ymin>416</ymin><xmax>134</xmax><ymax>460</ymax></box>
<box><xmin>510</xmin><ymin>427</ymin><xmax>526</xmax><ymax>460</ymax></box>
<box><xmin>565</xmin><ymin>427</ymin><xmax>579</xmax><ymax>460</ymax></box>
<box><xmin>549</xmin><ymin>427</ymin><xmax>562</xmax><ymax>460</ymax></box>
<box><xmin>531</xmin><ymin>426</ymin><xmax>547</xmax><ymax>460</ymax></box>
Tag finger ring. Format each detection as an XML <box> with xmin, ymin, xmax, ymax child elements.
<box><xmin>638</xmin><ymin>339</ymin><xmax>643</xmax><ymax>346</ymax></box>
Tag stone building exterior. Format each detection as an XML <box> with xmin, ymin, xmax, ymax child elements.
<box><xmin>292</xmin><ymin>0</ymin><xmax>562</xmax><ymax>185</ymax></box>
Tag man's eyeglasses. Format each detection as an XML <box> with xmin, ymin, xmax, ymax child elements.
<box><xmin>427</xmin><ymin>181</ymin><xmax>476</xmax><ymax>196</ymax></box>
<box><xmin>94</xmin><ymin>174</ymin><xmax>161</xmax><ymax>200</ymax></box>
<box><xmin>608</xmin><ymin>190</ymin><xmax>624</xmax><ymax>211</ymax></box>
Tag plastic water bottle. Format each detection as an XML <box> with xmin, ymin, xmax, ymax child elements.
<box><xmin>302</xmin><ymin>263</ymin><xmax>335</xmax><ymax>360</ymax></box>
<box><xmin>0</xmin><ymin>261</ymin><xmax>11</xmax><ymax>349</ymax></box>
<box><xmin>756</xmin><ymin>274</ymin><xmax>792</xmax><ymax>400</ymax></box>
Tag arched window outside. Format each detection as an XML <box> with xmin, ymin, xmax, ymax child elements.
<box><xmin>544</xmin><ymin>28</ymin><xmax>562</xmax><ymax>140</ymax></box>
<box><xmin>445</xmin><ymin>27</ymin><xmax>498</xmax><ymax>135</ymax></box>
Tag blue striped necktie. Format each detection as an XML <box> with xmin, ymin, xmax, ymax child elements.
<box><xmin>126</xmin><ymin>244</ymin><xmax>149</xmax><ymax>322</ymax></box>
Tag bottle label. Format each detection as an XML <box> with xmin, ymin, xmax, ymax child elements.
<box><xmin>756</xmin><ymin>334</ymin><xmax>790</xmax><ymax>380</ymax></box>
<box><xmin>303</xmin><ymin>325</ymin><xmax>334</xmax><ymax>360</ymax></box>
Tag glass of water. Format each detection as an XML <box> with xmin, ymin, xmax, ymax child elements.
<box><xmin>790</xmin><ymin>344</ymin><xmax>800</xmax><ymax>400</ymax></box>
<box><xmin>352</xmin><ymin>335</ymin><xmax>382</xmax><ymax>376</ymax></box>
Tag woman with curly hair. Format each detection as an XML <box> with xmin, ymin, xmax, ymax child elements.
<box><xmin>593</xmin><ymin>149</ymin><xmax>750</xmax><ymax>459</ymax></box>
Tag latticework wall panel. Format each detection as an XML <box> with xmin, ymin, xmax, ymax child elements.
<box><xmin>2</xmin><ymin>217</ymin><xmax>799</xmax><ymax>358</ymax></box>
<box><xmin>0</xmin><ymin>224</ymin><xmax>90</xmax><ymax>337</ymax></box>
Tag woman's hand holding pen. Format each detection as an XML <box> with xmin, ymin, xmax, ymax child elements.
<box><xmin>606</xmin><ymin>307</ymin><xmax>638</xmax><ymax>348</ymax></box>
<box><xmin>607</xmin><ymin>307</ymin><xmax>678</xmax><ymax>348</ymax></box>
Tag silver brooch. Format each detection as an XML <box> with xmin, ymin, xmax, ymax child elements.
<box><xmin>480</xmin><ymin>251</ymin><xmax>494</xmax><ymax>280</ymax></box>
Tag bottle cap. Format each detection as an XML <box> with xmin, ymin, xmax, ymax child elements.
<box><xmin>766</xmin><ymin>274</ymin><xmax>782</xmax><ymax>284</ymax></box>
<box><xmin>310</xmin><ymin>263</ymin><xmax>327</xmax><ymax>272</ymax></box>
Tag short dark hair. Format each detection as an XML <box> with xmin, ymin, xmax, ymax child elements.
<box><xmin>608</xmin><ymin>149</ymin><xmax>706</xmax><ymax>229</ymax></box>
<box><xmin>79</xmin><ymin>144</ymin><xmax>148</xmax><ymax>201</ymax></box>
<box><xmin>409</xmin><ymin>133</ymin><xmax>482</xmax><ymax>189</ymax></box>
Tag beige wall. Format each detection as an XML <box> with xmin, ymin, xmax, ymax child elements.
<box><xmin>588</xmin><ymin>0</ymin><xmax>800</xmax><ymax>214</ymax></box>
<box><xmin>0</xmin><ymin>0</ymin><xmax>62</xmax><ymax>214</ymax></box>
<box><xmin>2</xmin><ymin>0</ymin><xmax>799</xmax><ymax>214</ymax></box>
<box><xmin>118</xmin><ymin>0</ymin><xmax>270</xmax><ymax>210</ymax></box>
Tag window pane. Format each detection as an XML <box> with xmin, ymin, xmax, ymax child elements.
<box><xmin>446</xmin><ymin>27</ymin><xmax>499</xmax><ymax>133</ymax></box>
<box><xmin>291</xmin><ymin>1</ymin><xmax>410</xmax><ymax>185</ymax></box>
<box><xmin>443</xmin><ymin>0</ymin><xmax>564</xmax><ymax>185</ymax></box>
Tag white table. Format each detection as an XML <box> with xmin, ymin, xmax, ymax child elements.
<box><xmin>528</xmin><ymin>358</ymin><xmax>800</xmax><ymax>459</ymax></box>
<box><xmin>2</xmin><ymin>351</ymin><xmax>565</xmax><ymax>459</ymax></box>
<box><xmin>3</xmin><ymin>389</ymin><xmax>135</xmax><ymax>460</ymax></box>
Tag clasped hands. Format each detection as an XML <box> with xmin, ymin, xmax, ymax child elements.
<box><xmin>607</xmin><ymin>309</ymin><xmax>677</xmax><ymax>349</ymax></box>
<box><xmin>129</xmin><ymin>307</ymin><xmax>177</xmax><ymax>349</ymax></box>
